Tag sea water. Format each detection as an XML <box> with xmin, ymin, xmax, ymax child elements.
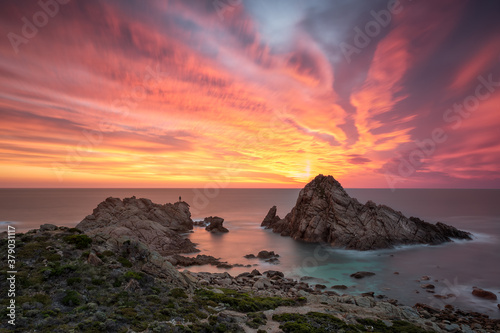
<box><xmin>1</xmin><ymin>188</ymin><xmax>499</xmax><ymax>318</ymax></box>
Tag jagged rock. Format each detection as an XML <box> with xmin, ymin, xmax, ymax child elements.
<box><xmin>261</xmin><ymin>174</ymin><xmax>472</xmax><ymax>250</ymax></box>
<box><xmin>124</xmin><ymin>279</ymin><xmax>141</xmax><ymax>292</ymax></box>
<box><xmin>87</xmin><ymin>253</ymin><xmax>103</xmax><ymax>266</ymax></box>
<box><xmin>261</xmin><ymin>205</ymin><xmax>281</xmax><ymax>227</ymax></box>
<box><xmin>76</xmin><ymin>197</ymin><xmax>197</xmax><ymax>256</ymax></box>
<box><xmin>472</xmin><ymin>288</ymin><xmax>497</xmax><ymax>300</ymax></box>
<box><xmin>204</xmin><ymin>216</ymin><xmax>229</xmax><ymax>233</ymax></box>
<box><xmin>257</xmin><ymin>250</ymin><xmax>279</xmax><ymax>259</ymax></box>
<box><xmin>351</xmin><ymin>271</ymin><xmax>375</xmax><ymax>279</ymax></box>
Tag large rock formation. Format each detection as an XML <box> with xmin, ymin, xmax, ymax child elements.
<box><xmin>76</xmin><ymin>196</ymin><xmax>197</xmax><ymax>255</ymax></box>
<box><xmin>261</xmin><ymin>175</ymin><xmax>472</xmax><ymax>250</ymax></box>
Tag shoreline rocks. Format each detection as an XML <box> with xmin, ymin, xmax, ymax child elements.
<box><xmin>261</xmin><ymin>174</ymin><xmax>472</xmax><ymax>250</ymax></box>
<box><xmin>204</xmin><ymin>216</ymin><xmax>229</xmax><ymax>233</ymax></box>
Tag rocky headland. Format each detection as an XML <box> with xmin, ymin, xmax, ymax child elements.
<box><xmin>262</xmin><ymin>175</ymin><xmax>472</xmax><ymax>250</ymax></box>
<box><xmin>76</xmin><ymin>196</ymin><xmax>197</xmax><ymax>256</ymax></box>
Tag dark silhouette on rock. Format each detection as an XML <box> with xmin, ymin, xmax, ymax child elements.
<box><xmin>204</xmin><ymin>216</ymin><xmax>229</xmax><ymax>233</ymax></box>
<box><xmin>261</xmin><ymin>174</ymin><xmax>472</xmax><ymax>250</ymax></box>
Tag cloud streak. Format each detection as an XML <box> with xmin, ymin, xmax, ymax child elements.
<box><xmin>0</xmin><ymin>0</ymin><xmax>499</xmax><ymax>188</ymax></box>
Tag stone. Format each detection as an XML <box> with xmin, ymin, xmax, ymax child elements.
<box><xmin>40</xmin><ymin>224</ymin><xmax>58</xmax><ymax>231</ymax></box>
<box><xmin>355</xmin><ymin>297</ymin><xmax>372</xmax><ymax>308</ymax></box>
<box><xmin>472</xmin><ymin>288</ymin><xmax>497</xmax><ymax>300</ymax></box>
<box><xmin>332</xmin><ymin>285</ymin><xmax>348</xmax><ymax>290</ymax></box>
<box><xmin>261</xmin><ymin>175</ymin><xmax>472</xmax><ymax>250</ymax></box>
<box><xmin>124</xmin><ymin>279</ymin><xmax>141</xmax><ymax>292</ymax></box>
<box><xmin>445</xmin><ymin>323</ymin><xmax>460</xmax><ymax>332</ymax></box>
<box><xmin>257</xmin><ymin>250</ymin><xmax>279</xmax><ymax>259</ymax></box>
<box><xmin>87</xmin><ymin>253</ymin><xmax>103</xmax><ymax>266</ymax></box>
<box><xmin>204</xmin><ymin>216</ymin><xmax>229</xmax><ymax>233</ymax></box>
<box><xmin>421</xmin><ymin>284</ymin><xmax>435</xmax><ymax>289</ymax></box>
<box><xmin>350</xmin><ymin>271</ymin><xmax>375</xmax><ymax>279</ymax></box>
<box><xmin>253</xmin><ymin>278</ymin><xmax>271</xmax><ymax>290</ymax></box>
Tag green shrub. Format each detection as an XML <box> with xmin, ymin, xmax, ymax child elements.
<box><xmin>63</xmin><ymin>234</ymin><xmax>92</xmax><ymax>249</ymax></box>
<box><xmin>102</xmin><ymin>250</ymin><xmax>114</xmax><ymax>257</ymax></box>
<box><xmin>118</xmin><ymin>257</ymin><xmax>132</xmax><ymax>267</ymax></box>
<box><xmin>195</xmin><ymin>288</ymin><xmax>296</xmax><ymax>312</ymax></box>
<box><xmin>67</xmin><ymin>277</ymin><xmax>82</xmax><ymax>286</ymax></box>
<box><xmin>124</xmin><ymin>271</ymin><xmax>144</xmax><ymax>281</ymax></box>
<box><xmin>169</xmin><ymin>288</ymin><xmax>188</xmax><ymax>298</ymax></box>
<box><xmin>61</xmin><ymin>290</ymin><xmax>82</xmax><ymax>306</ymax></box>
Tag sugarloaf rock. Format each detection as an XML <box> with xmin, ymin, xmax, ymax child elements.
<box><xmin>261</xmin><ymin>175</ymin><xmax>472</xmax><ymax>250</ymax></box>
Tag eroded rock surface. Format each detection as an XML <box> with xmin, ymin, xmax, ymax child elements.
<box><xmin>262</xmin><ymin>174</ymin><xmax>472</xmax><ymax>250</ymax></box>
<box><xmin>76</xmin><ymin>196</ymin><xmax>197</xmax><ymax>255</ymax></box>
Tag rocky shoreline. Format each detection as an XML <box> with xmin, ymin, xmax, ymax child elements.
<box><xmin>1</xmin><ymin>224</ymin><xmax>499</xmax><ymax>332</ymax></box>
<box><xmin>1</xmin><ymin>192</ymin><xmax>497</xmax><ymax>332</ymax></box>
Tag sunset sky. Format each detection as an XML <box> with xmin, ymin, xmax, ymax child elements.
<box><xmin>1</xmin><ymin>0</ymin><xmax>500</xmax><ymax>188</ymax></box>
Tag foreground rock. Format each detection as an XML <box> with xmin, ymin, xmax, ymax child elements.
<box><xmin>1</xmin><ymin>226</ymin><xmax>498</xmax><ymax>333</ymax></box>
<box><xmin>262</xmin><ymin>174</ymin><xmax>472</xmax><ymax>250</ymax></box>
<box><xmin>76</xmin><ymin>197</ymin><xmax>197</xmax><ymax>255</ymax></box>
<box><xmin>472</xmin><ymin>288</ymin><xmax>498</xmax><ymax>300</ymax></box>
<box><xmin>204</xmin><ymin>216</ymin><xmax>229</xmax><ymax>233</ymax></box>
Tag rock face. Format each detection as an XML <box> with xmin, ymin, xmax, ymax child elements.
<box><xmin>204</xmin><ymin>216</ymin><xmax>229</xmax><ymax>233</ymax></box>
<box><xmin>261</xmin><ymin>174</ymin><xmax>472</xmax><ymax>250</ymax></box>
<box><xmin>76</xmin><ymin>196</ymin><xmax>197</xmax><ymax>256</ymax></box>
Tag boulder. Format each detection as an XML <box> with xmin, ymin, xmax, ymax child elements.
<box><xmin>472</xmin><ymin>288</ymin><xmax>498</xmax><ymax>300</ymax></box>
<box><xmin>350</xmin><ymin>271</ymin><xmax>375</xmax><ymax>279</ymax></box>
<box><xmin>257</xmin><ymin>250</ymin><xmax>279</xmax><ymax>259</ymax></box>
<box><xmin>40</xmin><ymin>224</ymin><xmax>58</xmax><ymax>232</ymax></box>
<box><xmin>204</xmin><ymin>216</ymin><xmax>229</xmax><ymax>233</ymax></box>
<box><xmin>261</xmin><ymin>174</ymin><xmax>472</xmax><ymax>250</ymax></box>
<box><xmin>87</xmin><ymin>253</ymin><xmax>103</xmax><ymax>266</ymax></box>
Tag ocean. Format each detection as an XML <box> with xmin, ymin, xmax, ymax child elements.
<box><xmin>1</xmin><ymin>188</ymin><xmax>499</xmax><ymax>318</ymax></box>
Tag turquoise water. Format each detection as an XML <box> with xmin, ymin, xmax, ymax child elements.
<box><xmin>1</xmin><ymin>188</ymin><xmax>499</xmax><ymax>318</ymax></box>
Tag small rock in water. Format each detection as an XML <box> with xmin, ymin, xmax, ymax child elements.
<box><xmin>350</xmin><ymin>271</ymin><xmax>375</xmax><ymax>279</ymax></box>
<box><xmin>332</xmin><ymin>285</ymin><xmax>348</xmax><ymax>290</ymax></box>
<box><xmin>421</xmin><ymin>284</ymin><xmax>435</xmax><ymax>289</ymax></box>
<box><xmin>472</xmin><ymin>288</ymin><xmax>498</xmax><ymax>300</ymax></box>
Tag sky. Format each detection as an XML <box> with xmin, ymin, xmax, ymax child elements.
<box><xmin>1</xmin><ymin>0</ymin><xmax>500</xmax><ymax>188</ymax></box>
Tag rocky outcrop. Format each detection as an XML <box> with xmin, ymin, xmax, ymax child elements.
<box><xmin>261</xmin><ymin>174</ymin><xmax>472</xmax><ymax>250</ymax></box>
<box><xmin>76</xmin><ymin>196</ymin><xmax>197</xmax><ymax>256</ymax></box>
<box><xmin>204</xmin><ymin>216</ymin><xmax>229</xmax><ymax>233</ymax></box>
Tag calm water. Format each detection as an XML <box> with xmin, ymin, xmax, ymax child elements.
<box><xmin>1</xmin><ymin>188</ymin><xmax>499</xmax><ymax>318</ymax></box>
